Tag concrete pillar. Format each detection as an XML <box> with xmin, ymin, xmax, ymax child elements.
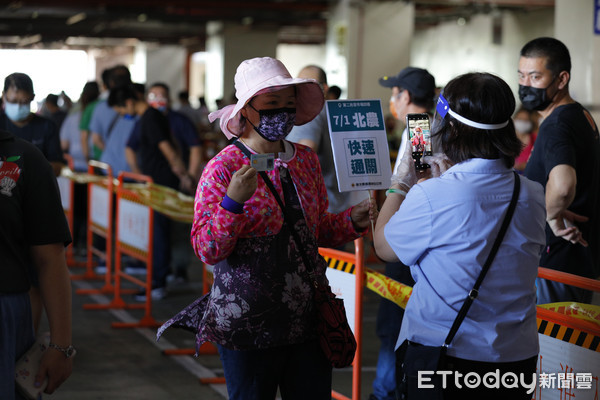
<box><xmin>145</xmin><ymin>44</ymin><xmax>187</xmax><ymax>95</ymax></box>
<box><xmin>204</xmin><ymin>21</ymin><xmax>279</xmax><ymax>108</ymax></box>
<box><xmin>555</xmin><ymin>0</ymin><xmax>600</xmax><ymax>121</ymax></box>
<box><xmin>330</xmin><ymin>0</ymin><xmax>413</xmax><ymax>104</ymax></box>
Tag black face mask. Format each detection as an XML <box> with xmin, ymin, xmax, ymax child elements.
<box><xmin>518</xmin><ymin>76</ymin><xmax>557</xmax><ymax>111</ymax></box>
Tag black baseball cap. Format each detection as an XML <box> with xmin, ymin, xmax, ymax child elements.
<box><xmin>379</xmin><ymin>67</ymin><xmax>435</xmax><ymax>99</ymax></box>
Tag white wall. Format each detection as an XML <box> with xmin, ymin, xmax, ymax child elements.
<box><xmin>205</xmin><ymin>22</ymin><xmax>225</xmax><ymax>110</ymax></box>
<box><xmin>555</xmin><ymin>0</ymin><xmax>600</xmax><ymax>114</ymax></box>
<box><xmin>277</xmin><ymin>44</ymin><xmax>327</xmax><ymax>78</ymax></box>
<box><xmin>345</xmin><ymin>1</ymin><xmax>414</xmax><ymax>102</ymax></box>
<box><xmin>145</xmin><ymin>44</ymin><xmax>187</xmax><ymax>100</ymax></box>
<box><xmin>324</xmin><ymin>0</ymin><xmax>351</xmax><ymax>98</ymax></box>
<box><xmin>411</xmin><ymin>9</ymin><xmax>554</xmax><ymax>96</ymax></box>
<box><xmin>222</xmin><ymin>23</ymin><xmax>279</xmax><ymax>102</ymax></box>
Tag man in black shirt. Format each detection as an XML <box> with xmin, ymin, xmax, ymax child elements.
<box><xmin>0</xmin><ymin>129</ymin><xmax>73</xmax><ymax>398</ymax></box>
<box><xmin>108</xmin><ymin>84</ymin><xmax>192</xmax><ymax>300</ymax></box>
<box><xmin>518</xmin><ymin>37</ymin><xmax>600</xmax><ymax>303</ymax></box>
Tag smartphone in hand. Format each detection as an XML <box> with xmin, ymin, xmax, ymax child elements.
<box><xmin>406</xmin><ymin>113</ymin><xmax>432</xmax><ymax>170</ymax></box>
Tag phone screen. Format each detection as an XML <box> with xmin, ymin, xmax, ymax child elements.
<box><xmin>406</xmin><ymin>113</ymin><xmax>432</xmax><ymax>169</ymax></box>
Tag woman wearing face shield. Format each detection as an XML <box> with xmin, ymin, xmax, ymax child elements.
<box><xmin>374</xmin><ymin>72</ymin><xmax>546</xmax><ymax>399</ymax></box>
<box><xmin>157</xmin><ymin>57</ymin><xmax>377</xmax><ymax>400</ymax></box>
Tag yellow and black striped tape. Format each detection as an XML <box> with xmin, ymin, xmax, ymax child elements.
<box><xmin>323</xmin><ymin>256</ymin><xmax>355</xmax><ymax>275</ymax></box>
<box><xmin>537</xmin><ymin>318</ymin><xmax>600</xmax><ymax>352</ymax></box>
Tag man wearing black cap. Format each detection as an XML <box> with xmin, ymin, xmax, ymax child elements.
<box><xmin>379</xmin><ymin>67</ymin><xmax>436</xmax><ymax>174</ymax></box>
<box><xmin>370</xmin><ymin>66</ymin><xmax>435</xmax><ymax>400</ymax></box>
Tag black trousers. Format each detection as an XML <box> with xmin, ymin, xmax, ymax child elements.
<box><xmin>396</xmin><ymin>348</ymin><xmax>537</xmax><ymax>400</ymax></box>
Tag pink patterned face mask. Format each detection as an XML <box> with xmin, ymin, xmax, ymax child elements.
<box><xmin>248</xmin><ymin>104</ymin><xmax>296</xmax><ymax>142</ymax></box>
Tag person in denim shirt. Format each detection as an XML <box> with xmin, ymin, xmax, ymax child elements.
<box><xmin>375</xmin><ymin>72</ymin><xmax>546</xmax><ymax>399</ymax></box>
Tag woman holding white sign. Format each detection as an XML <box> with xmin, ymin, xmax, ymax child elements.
<box><xmin>374</xmin><ymin>72</ymin><xmax>546</xmax><ymax>400</ymax></box>
<box><xmin>157</xmin><ymin>57</ymin><xmax>377</xmax><ymax>400</ymax></box>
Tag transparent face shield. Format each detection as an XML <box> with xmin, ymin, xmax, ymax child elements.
<box><xmin>435</xmin><ymin>93</ymin><xmax>509</xmax><ymax>130</ymax></box>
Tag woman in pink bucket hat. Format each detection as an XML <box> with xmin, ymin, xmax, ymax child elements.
<box><xmin>158</xmin><ymin>57</ymin><xmax>377</xmax><ymax>399</ymax></box>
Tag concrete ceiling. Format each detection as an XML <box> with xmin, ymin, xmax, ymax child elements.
<box><xmin>0</xmin><ymin>0</ymin><xmax>554</xmax><ymax>49</ymax></box>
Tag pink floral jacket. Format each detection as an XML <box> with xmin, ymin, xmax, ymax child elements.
<box><xmin>191</xmin><ymin>141</ymin><xmax>361</xmax><ymax>264</ymax></box>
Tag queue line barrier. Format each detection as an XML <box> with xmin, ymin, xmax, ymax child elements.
<box><xmin>58</xmin><ymin>166</ymin><xmax>195</xmax><ymax>223</ymax></box>
<box><xmin>111</xmin><ymin>172</ymin><xmax>161</xmax><ymax>329</ymax></box>
<box><xmin>59</xmin><ymin>164</ymin><xmax>195</xmax><ymax>304</ymax></box>
<box><xmin>73</xmin><ymin>160</ymin><xmax>113</xmax><ymax>286</ymax></box>
<box><xmin>77</xmin><ymin>161</ymin><xmax>139</xmax><ymax>302</ymax></box>
<box><xmin>82</xmin><ymin>171</ymin><xmax>160</xmax><ymax>329</ymax></box>
<box><xmin>534</xmin><ymin>268</ymin><xmax>600</xmax><ymax>400</ymax></box>
<box><xmin>57</xmin><ymin>154</ymin><xmax>86</xmax><ymax>269</ymax></box>
<box><xmin>536</xmin><ymin>267</ymin><xmax>600</xmax><ymax>338</ymax></box>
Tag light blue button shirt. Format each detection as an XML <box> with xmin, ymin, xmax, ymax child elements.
<box><xmin>385</xmin><ymin>158</ymin><xmax>546</xmax><ymax>362</ymax></box>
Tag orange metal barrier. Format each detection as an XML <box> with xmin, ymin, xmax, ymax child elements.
<box><xmin>111</xmin><ymin>172</ymin><xmax>161</xmax><ymax>329</ymax></box>
<box><xmin>84</xmin><ymin>171</ymin><xmax>160</xmax><ymax>329</ymax></box>
<box><xmin>319</xmin><ymin>238</ymin><xmax>364</xmax><ymax>400</ymax></box>
<box><xmin>536</xmin><ymin>267</ymin><xmax>600</xmax><ymax>337</ymax></box>
<box><xmin>58</xmin><ymin>154</ymin><xmax>86</xmax><ymax>269</ymax></box>
<box><xmin>74</xmin><ymin>161</ymin><xmax>113</xmax><ymax>286</ymax></box>
<box><xmin>537</xmin><ymin>267</ymin><xmax>600</xmax><ymax>293</ymax></box>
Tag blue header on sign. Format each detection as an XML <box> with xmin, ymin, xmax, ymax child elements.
<box><xmin>326</xmin><ymin>100</ymin><xmax>383</xmax><ymax>133</ymax></box>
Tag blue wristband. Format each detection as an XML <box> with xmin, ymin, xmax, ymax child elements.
<box><xmin>221</xmin><ymin>195</ymin><xmax>244</xmax><ymax>214</ymax></box>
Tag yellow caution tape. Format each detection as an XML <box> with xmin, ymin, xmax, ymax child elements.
<box><xmin>60</xmin><ymin>168</ymin><xmax>107</xmax><ymax>185</ymax></box>
<box><xmin>60</xmin><ymin>168</ymin><xmax>195</xmax><ymax>223</ymax></box>
<box><xmin>539</xmin><ymin>302</ymin><xmax>600</xmax><ymax>326</ymax></box>
<box><xmin>121</xmin><ymin>182</ymin><xmax>195</xmax><ymax>223</ymax></box>
<box><xmin>364</xmin><ymin>267</ymin><xmax>412</xmax><ymax>309</ymax></box>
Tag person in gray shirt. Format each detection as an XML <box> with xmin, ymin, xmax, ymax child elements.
<box><xmin>287</xmin><ymin>65</ymin><xmax>361</xmax><ymax>213</ymax></box>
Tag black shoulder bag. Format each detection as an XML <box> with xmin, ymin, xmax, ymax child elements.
<box><xmin>399</xmin><ymin>171</ymin><xmax>521</xmax><ymax>400</ymax></box>
<box><xmin>233</xmin><ymin>140</ymin><xmax>357</xmax><ymax>368</ymax></box>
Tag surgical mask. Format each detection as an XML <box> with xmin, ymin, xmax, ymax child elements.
<box><xmin>514</xmin><ymin>119</ymin><xmax>533</xmax><ymax>133</ymax></box>
<box><xmin>150</xmin><ymin>103</ymin><xmax>167</xmax><ymax>113</ymax></box>
<box><xmin>248</xmin><ymin>105</ymin><xmax>296</xmax><ymax>142</ymax></box>
<box><xmin>148</xmin><ymin>95</ymin><xmax>168</xmax><ymax>113</ymax></box>
<box><xmin>4</xmin><ymin>101</ymin><xmax>30</xmax><ymax>122</ymax></box>
<box><xmin>518</xmin><ymin>77</ymin><xmax>557</xmax><ymax>111</ymax></box>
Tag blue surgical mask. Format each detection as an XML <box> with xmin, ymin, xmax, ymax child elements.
<box><xmin>4</xmin><ymin>101</ymin><xmax>30</xmax><ymax>122</ymax></box>
<box><xmin>248</xmin><ymin>104</ymin><xmax>296</xmax><ymax>142</ymax></box>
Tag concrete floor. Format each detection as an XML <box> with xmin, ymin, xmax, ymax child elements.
<box><xmin>44</xmin><ymin>254</ymin><xmax>386</xmax><ymax>400</ymax></box>
<box><xmin>46</xmin><ymin>250</ymin><xmax>600</xmax><ymax>400</ymax></box>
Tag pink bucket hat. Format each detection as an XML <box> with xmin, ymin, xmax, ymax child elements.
<box><xmin>209</xmin><ymin>57</ymin><xmax>325</xmax><ymax>139</ymax></box>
